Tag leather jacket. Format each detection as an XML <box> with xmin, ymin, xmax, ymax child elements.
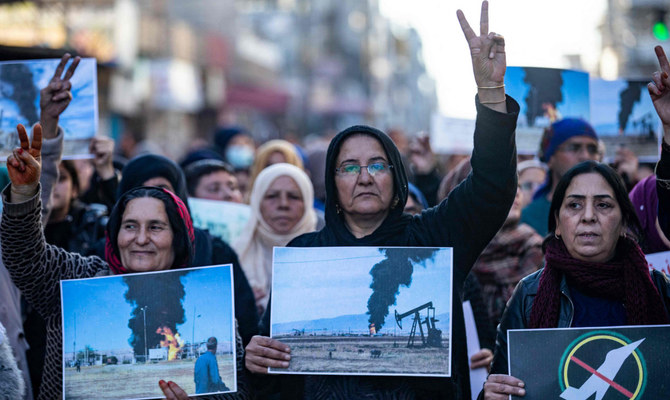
<box><xmin>490</xmin><ymin>268</ymin><xmax>670</xmax><ymax>375</ymax></box>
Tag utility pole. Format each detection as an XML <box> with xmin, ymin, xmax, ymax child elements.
<box><xmin>141</xmin><ymin>306</ymin><xmax>149</xmax><ymax>363</ymax></box>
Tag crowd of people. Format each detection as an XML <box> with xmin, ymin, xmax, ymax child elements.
<box><xmin>1</xmin><ymin>2</ymin><xmax>670</xmax><ymax>399</ymax></box>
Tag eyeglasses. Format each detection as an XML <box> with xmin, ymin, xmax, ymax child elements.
<box><xmin>335</xmin><ymin>162</ymin><xmax>393</xmax><ymax>177</ymax></box>
<box><xmin>559</xmin><ymin>142</ymin><xmax>599</xmax><ymax>155</ymax></box>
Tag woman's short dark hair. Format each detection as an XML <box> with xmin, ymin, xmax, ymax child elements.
<box><xmin>107</xmin><ymin>186</ymin><xmax>193</xmax><ymax>267</ymax></box>
<box><xmin>547</xmin><ymin>161</ymin><xmax>643</xmax><ymax>242</ymax></box>
<box><xmin>183</xmin><ymin>159</ymin><xmax>235</xmax><ymax>196</ymax></box>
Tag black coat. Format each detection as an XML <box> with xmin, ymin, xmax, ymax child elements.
<box><xmin>257</xmin><ymin>96</ymin><xmax>519</xmax><ymax>400</ymax></box>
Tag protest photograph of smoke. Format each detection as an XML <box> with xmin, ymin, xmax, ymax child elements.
<box><xmin>504</xmin><ymin>66</ymin><xmax>590</xmax><ymax>155</ymax></box>
<box><xmin>0</xmin><ymin>58</ymin><xmax>98</xmax><ymax>160</ymax></box>
<box><xmin>590</xmin><ymin>78</ymin><xmax>661</xmax><ymax>160</ymax></box>
<box><xmin>270</xmin><ymin>246</ymin><xmax>452</xmax><ymax>377</ymax></box>
<box><xmin>60</xmin><ymin>264</ymin><xmax>236</xmax><ymax>400</ymax></box>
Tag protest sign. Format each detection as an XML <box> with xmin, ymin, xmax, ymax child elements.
<box><xmin>508</xmin><ymin>325</ymin><xmax>670</xmax><ymax>399</ymax></box>
<box><xmin>590</xmin><ymin>78</ymin><xmax>662</xmax><ymax>161</ymax></box>
<box><xmin>505</xmin><ymin>66</ymin><xmax>590</xmax><ymax>155</ymax></box>
<box><xmin>646</xmin><ymin>250</ymin><xmax>670</xmax><ymax>275</ymax></box>
<box><xmin>60</xmin><ymin>265</ymin><xmax>236</xmax><ymax>399</ymax></box>
<box><xmin>188</xmin><ymin>197</ymin><xmax>251</xmax><ymax>244</ymax></box>
<box><xmin>0</xmin><ymin>58</ymin><xmax>98</xmax><ymax>159</ymax></box>
<box><xmin>270</xmin><ymin>246</ymin><xmax>453</xmax><ymax>377</ymax></box>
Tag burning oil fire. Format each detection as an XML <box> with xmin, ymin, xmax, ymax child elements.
<box><xmin>156</xmin><ymin>326</ymin><xmax>184</xmax><ymax>360</ymax></box>
<box><xmin>369</xmin><ymin>323</ymin><xmax>376</xmax><ymax>336</ymax></box>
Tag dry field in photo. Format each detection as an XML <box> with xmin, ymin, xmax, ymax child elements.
<box><xmin>272</xmin><ymin>336</ymin><xmax>450</xmax><ymax>376</ymax></box>
<box><xmin>64</xmin><ymin>354</ymin><xmax>235</xmax><ymax>399</ymax></box>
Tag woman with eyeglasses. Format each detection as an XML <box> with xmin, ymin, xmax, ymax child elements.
<box><xmin>244</xmin><ymin>3</ymin><xmax>521</xmax><ymax>399</ymax></box>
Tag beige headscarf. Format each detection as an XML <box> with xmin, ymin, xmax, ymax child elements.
<box><xmin>232</xmin><ymin>163</ymin><xmax>318</xmax><ymax>313</ymax></box>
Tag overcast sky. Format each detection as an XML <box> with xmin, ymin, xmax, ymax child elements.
<box><xmin>379</xmin><ymin>0</ymin><xmax>607</xmax><ymax>118</ymax></box>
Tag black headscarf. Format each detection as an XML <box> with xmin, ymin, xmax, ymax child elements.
<box><xmin>295</xmin><ymin>125</ymin><xmax>411</xmax><ymax>246</ymax></box>
<box><xmin>118</xmin><ymin>154</ymin><xmax>190</xmax><ymax>207</ymax></box>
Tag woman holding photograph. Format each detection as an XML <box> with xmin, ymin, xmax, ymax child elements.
<box><xmin>244</xmin><ymin>2</ymin><xmax>519</xmax><ymax>398</ymax></box>
<box><xmin>481</xmin><ymin>161</ymin><xmax>670</xmax><ymax>399</ymax></box>
<box><xmin>1</xmin><ymin>125</ymin><xmax>250</xmax><ymax>400</ymax></box>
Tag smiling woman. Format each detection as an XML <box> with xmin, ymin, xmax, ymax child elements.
<box><xmin>0</xmin><ymin>125</ymin><xmax>252</xmax><ymax>399</ymax></box>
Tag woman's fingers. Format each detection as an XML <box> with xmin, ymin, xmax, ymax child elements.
<box><xmin>31</xmin><ymin>124</ymin><xmax>42</xmax><ymax>155</ymax></box>
<box><xmin>159</xmin><ymin>380</ymin><xmax>190</xmax><ymax>400</ymax></box>
<box><xmin>655</xmin><ymin>46</ymin><xmax>670</xmax><ymax>73</ymax></box>
<box><xmin>52</xmin><ymin>53</ymin><xmax>71</xmax><ymax>80</ymax></box>
<box><xmin>479</xmin><ymin>0</ymin><xmax>489</xmax><ymax>36</ymax></box>
<box><xmin>245</xmin><ymin>336</ymin><xmax>291</xmax><ymax>373</ymax></box>
<box><xmin>63</xmin><ymin>56</ymin><xmax>81</xmax><ymax>81</ymax></box>
<box><xmin>456</xmin><ymin>9</ymin><xmax>477</xmax><ymax>43</ymax></box>
<box><xmin>17</xmin><ymin>124</ymin><xmax>30</xmax><ymax>151</ymax></box>
<box><xmin>484</xmin><ymin>374</ymin><xmax>526</xmax><ymax>398</ymax></box>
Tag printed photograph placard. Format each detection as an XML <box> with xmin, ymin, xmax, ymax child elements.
<box><xmin>0</xmin><ymin>58</ymin><xmax>98</xmax><ymax>159</ymax></box>
<box><xmin>505</xmin><ymin>66</ymin><xmax>590</xmax><ymax>155</ymax></box>
<box><xmin>269</xmin><ymin>246</ymin><xmax>453</xmax><ymax>377</ymax></box>
<box><xmin>646</xmin><ymin>250</ymin><xmax>670</xmax><ymax>275</ymax></box>
<box><xmin>590</xmin><ymin>78</ymin><xmax>661</xmax><ymax>161</ymax></box>
<box><xmin>508</xmin><ymin>325</ymin><xmax>670</xmax><ymax>399</ymax></box>
<box><xmin>188</xmin><ymin>197</ymin><xmax>251</xmax><ymax>244</ymax></box>
<box><xmin>60</xmin><ymin>265</ymin><xmax>236</xmax><ymax>400</ymax></box>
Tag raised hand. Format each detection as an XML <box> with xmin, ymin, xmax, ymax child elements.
<box><xmin>40</xmin><ymin>53</ymin><xmax>81</xmax><ymax>139</ymax></box>
<box><xmin>408</xmin><ymin>135</ymin><xmax>436</xmax><ymax>175</ymax></box>
<box><xmin>7</xmin><ymin>124</ymin><xmax>42</xmax><ymax>199</ymax></box>
<box><xmin>648</xmin><ymin>46</ymin><xmax>670</xmax><ymax>143</ymax></box>
<box><xmin>457</xmin><ymin>1</ymin><xmax>507</xmax><ymax>111</ymax></box>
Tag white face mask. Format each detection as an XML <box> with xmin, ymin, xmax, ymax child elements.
<box><xmin>225</xmin><ymin>145</ymin><xmax>255</xmax><ymax>169</ymax></box>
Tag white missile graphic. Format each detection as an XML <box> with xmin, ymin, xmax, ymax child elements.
<box><xmin>560</xmin><ymin>338</ymin><xmax>644</xmax><ymax>400</ymax></box>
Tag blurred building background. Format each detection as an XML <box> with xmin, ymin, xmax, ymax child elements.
<box><xmin>0</xmin><ymin>0</ymin><xmax>436</xmax><ymax>159</ymax></box>
<box><xmin>600</xmin><ymin>0</ymin><xmax>669</xmax><ymax>79</ymax></box>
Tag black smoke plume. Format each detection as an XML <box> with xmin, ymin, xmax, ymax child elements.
<box><xmin>0</xmin><ymin>64</ymin><xmax>39</xmax><ymax>126</ymax></box>
<box><xmin>123</xmin><ymin>271</ymin><xmax>189</xmax><ymax>358</ymax></box>
<box><xmin>618</xmin><ymin>81</ymin><xmax>645</xmax><ymax>133</ymax></box>
<box><xmin>367</xmin><ymin>248</ymin><xmax>439</xmax><ymax>332</ymax></box>
<box><xmin>523</xmin><ymin>67</ymin><xmax>563</xmax><ymax>127</ymax></box>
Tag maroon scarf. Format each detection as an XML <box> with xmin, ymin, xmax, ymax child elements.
<box><xmin>106</xmin><ymin>188</ymin><xmax>195</xmax><ymax>275</ymax></box>
<box><xmin>529</xmin><ymin>236</ymin><xmax>669</xmax><ymax>328</ymax></box>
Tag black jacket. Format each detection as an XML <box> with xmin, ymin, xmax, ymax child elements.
<box><xmin>256</xmin><ymin>96</ymin><xmax>519</xmax><ymax>400</ymax></box>
<box><xmin>490</xmin><ymin>268</ymin><xmax>670</xmax><ymax>375</ymax></box>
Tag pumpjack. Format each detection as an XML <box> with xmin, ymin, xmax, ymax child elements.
<box><xmin>394</xmin><ymin>302</ymin><xmax>442</xmax><ymax>348</ymax></box>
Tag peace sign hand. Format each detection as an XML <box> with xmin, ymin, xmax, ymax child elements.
<box><xmin>39</xmin><ymin>53</ymin><xmax>81</xmax><ymax>139</ymax></box>
<box><xmin>7</xmin><ymin>124</ymin><xmax>42</xmax><ymax>200</ymax></box>
<box><xmin>457</xmin><ymin>1</ymin><xmax>506</xmax><ymax>88</ymax></box>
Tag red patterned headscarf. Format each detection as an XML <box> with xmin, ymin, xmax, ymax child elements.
<box><xmin>105</xmin><ymin>187</ymin><xmax>195</xmax><ymax>274</ymax></box>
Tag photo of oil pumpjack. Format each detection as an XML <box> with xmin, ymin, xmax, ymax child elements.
<box><xmin>270</xmin><ymin>246</ymin><xmax>452</xmax><ymax>377</ymax></box>
<box><xmin>394</xmin><ymin>301</ymin><xmax>443</xmax><ymax>348</ymax></box>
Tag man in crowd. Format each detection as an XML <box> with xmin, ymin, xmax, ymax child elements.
<box><xmin>521</xmin><ymin>118</ymin><xmax>600</xmax><ymax>236</ymax></box>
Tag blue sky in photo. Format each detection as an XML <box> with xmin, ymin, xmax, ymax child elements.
<box><xmin>61</xmin><ymin>265</ymin><xmax>234</xmax><ymax>354</ymax></box>
<box><xmin>505</xmin><ymin>66</ymin><xmax>590</xmax><ymax>127</ymax></box>
<box><xmin>590</xmin><ymin>78</ymin><xmax>660</xmax><ymax>137</ymax></box>
<box><xmin>0</xmin><ymin>58</ymin><xmax>97</xmax><ymax>145</ymax></box>
<box><xmin>270</xmin><ymin>247</ymin><xmax>452</xmax><ymax>325</ymax></box>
